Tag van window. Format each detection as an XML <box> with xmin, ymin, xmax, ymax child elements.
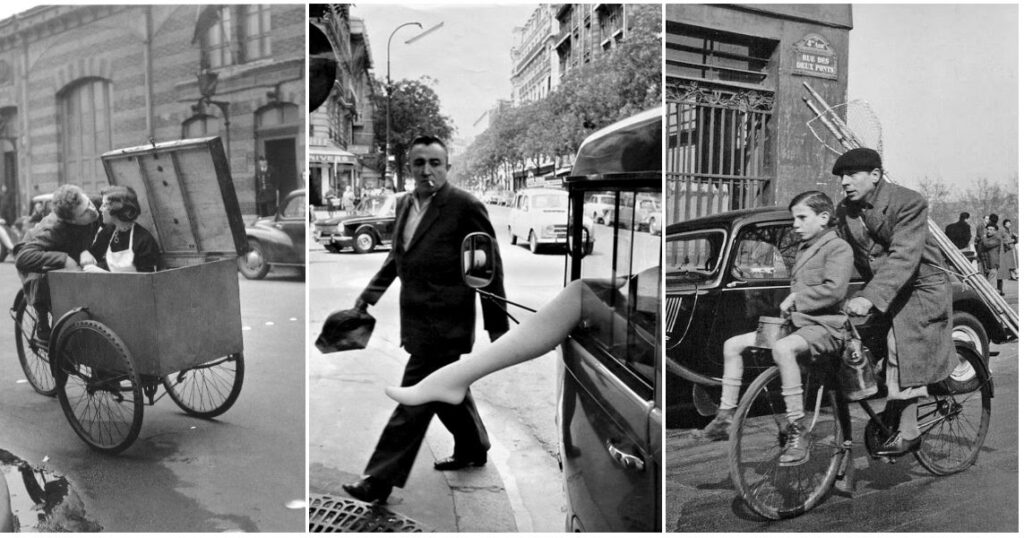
<box><xmin>576</xmin><ymin>189</ymin><xmax>661</xmax><ymax>387</ymax></box>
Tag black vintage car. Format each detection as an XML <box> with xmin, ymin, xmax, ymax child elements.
<box><xmin>313</xmin><ymin>193</ymin><xmax>397</xmax><ymax>254</ymax></box>
<box><xmin>239</xmin><ymin>189</ymin><xmax>306</xmax><ymax>280</ymax></box>
<box><xmin>665</xmin><ymin>207</ymin><xmax>1010</xmax><ymax>427</ymax></box>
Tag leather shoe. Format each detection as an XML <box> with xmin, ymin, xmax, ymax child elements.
<box><xmin>433</xmin><ymin>454</ymin><xmax>487</xmax><ymax>471</ymax></box>
<box><xmin>875</xmin><ymin>433</ymin><xmax>922</xmax><ymax>457</ymax></box>
<box><xmin>342</xmin><ymin>476</ymin><xmax>392</xmax><ymax>504</ymax></box>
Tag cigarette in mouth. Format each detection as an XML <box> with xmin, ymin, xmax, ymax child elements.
<box><xmin>428</xmin><ymin>180</ymin><xmax>436</xmax><ymax>188</ymax></box>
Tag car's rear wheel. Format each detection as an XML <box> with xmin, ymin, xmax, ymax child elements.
<box><xmin>238</xmin><ymin>239</ymin><xmax>270</xmax><ymax>280</ymax></box>
<box><xmin>951</xmin><ymin>311</ymin><xmax>989</xmax><ymax>361</ymax></box>
<box><xmin>353</xmin><ymin>229</ymin><xmax>376</xmax><ymax>254</ymax></box>
<box><xmin>592</xmin><ymin>212</ymin><xmax>603</xmax><ymax>225</ymax></box>
<box><xmin>649</xmin><ymin>217</ymin><xmax>659</xmax><ymax>235</ymax></box>
<box><xmin>529</xmin><ymin>231</ymin><xmax>539</xmax><ymax>254</ymax></box>
<box><xmin>508</xmin><ymin>225</ymin><xmax>517</xmax><ymax>245</ymax></box>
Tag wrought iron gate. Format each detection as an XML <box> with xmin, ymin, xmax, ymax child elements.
<box><xmin>666</xmin><ymin>80</ymin><xmax>775</xmax><ymax>225</ymax></box>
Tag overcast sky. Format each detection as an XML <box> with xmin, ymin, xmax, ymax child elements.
<box><xmin>848</xmin><ymin>3</ymin><xmax>1018</xmax><ymax>190</ymax></box>
<box><xmin>351</xmin><ymin>3</ymin><xmax>538</xmax><ymax>142</ymax></box>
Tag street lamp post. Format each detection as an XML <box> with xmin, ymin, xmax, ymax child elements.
<box><xmin>196</xmin><ymin>68</ymin><xmax>231</xmax><ymax>172</ymax></box>
<box><xmin>385</xmin><ymin>22</ymin><xmax>422</xmax><ymax>183</ymax></box>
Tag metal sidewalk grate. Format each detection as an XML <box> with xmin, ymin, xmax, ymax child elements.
<box><xmin>309</xmin><ymin>494</ymin><xmax>426</xmax><ymax>533</ymax></box>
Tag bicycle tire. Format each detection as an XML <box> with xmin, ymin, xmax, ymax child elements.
<box><xmin>914</xmin><ymin>343</ymin><xmax>991</xmax><ymax>475</ymax></box>
<box><xmin>53</xmin><ymin>319</ymin><xmax>144</xmax><ymax>454</ymax></box>
<box><xmin>729</xmin><ymin>365</ymin><xmax>845</xmax><ymax>520</ymax></box>
<box><xmin>13</xmin><ymin>294</ymin><xmax>56</xmax><ymax>397</ymax></box>
<box><xmin>162</xmin><ymin>353</ymin><xmax>244</xmax><ymax>418</ymax></box>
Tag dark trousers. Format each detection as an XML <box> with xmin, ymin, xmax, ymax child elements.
<box><xmin>364</xmin><ymin>353</ymin><xmax>490</xmax><ymax>488</ymax></box>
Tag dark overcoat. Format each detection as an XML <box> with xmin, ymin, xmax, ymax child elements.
<box><xmin>836</xmin><ymin>180</ymin><xmax>957</xmax><ymax>387</ymax></box>
<box><xmin>359</xmin><ymin>182</ymin><xmax>509</xmax><ymax>356</ymax></box>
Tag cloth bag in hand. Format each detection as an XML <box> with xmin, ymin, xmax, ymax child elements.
<box><xmin>316</xmin><ymin>308</ymin><xmax>375</xmax><ymax>353</ymax></box>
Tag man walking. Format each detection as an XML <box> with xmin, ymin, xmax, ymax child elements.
<box><xmin>833</xmin><ymin>148</ymin><xmax>957</xmax><ymax>455</ymax></box>
<box><xmin>343</xmin><ymin>135</ymin><xmax>509</xmax><ymax>504</ymax></box>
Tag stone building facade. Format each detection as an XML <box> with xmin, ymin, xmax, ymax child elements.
<box><xmin>0</xmin><ymin>4</ymin><xmax>304</xmax><ymax>221</ymax></box>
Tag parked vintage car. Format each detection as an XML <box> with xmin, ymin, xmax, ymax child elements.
<box><xmin>313</xmin><ymin>193</ymin><xmax>397</xmax><ymax>254</ymax></box>
<box><xmin>508</xmin><ymin>187</ymin><xmax>595</xmax><ymax>255</ymax></box>
<box><xmin>238</xmin><ymin>189</ymin><xmax>306</xmax><ymax>280</ymax></box>
<box><xmin>583</xmin><ymin>192</ymin><xmax>616</xmax><ymax>225</ymax></box>
<box><xmin>557</xmin><ymin>108</ymin><xmax>662</xmax><ymax>531</ymax></box>
<box><xmin>664</xmin><ymin>206</ymin><xmax>1010</xmax><ymax>427</ymax></box>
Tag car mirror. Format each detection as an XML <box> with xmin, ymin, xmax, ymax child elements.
<box><xmin>461</xmin><ymin>232</ymin><xmax>496</xmax><ymax>289</ymax></box>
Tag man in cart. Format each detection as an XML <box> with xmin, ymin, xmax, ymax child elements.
<box><xmin>13</xmin><ymin>184</ymin><xmax>99</xmax><ymax>343</ymax></box>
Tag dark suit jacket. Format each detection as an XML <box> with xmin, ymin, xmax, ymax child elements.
<box><xmin>836</xmin><ymin>180</ymin><xmax>957</xmax><ymax>386</ymax></box>
<box><xmin>359</xmin><ymin>182</ymin><xmax>509</xmax><ymax>357</ymax></box>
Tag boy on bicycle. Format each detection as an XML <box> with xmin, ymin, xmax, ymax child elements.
<box><xmin>703</xmin><ymin>191</ymin><xmax>853</xmax><ymax>467</ymax></box>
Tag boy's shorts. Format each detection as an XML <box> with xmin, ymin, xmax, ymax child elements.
<box><xmin>792</xmin><ymin>324</ymin><xmax>843</xmax><ymax>360</ymax></box>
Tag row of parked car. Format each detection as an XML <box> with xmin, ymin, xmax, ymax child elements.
<box><xmin>584</xmin><ymin>191</ymin><xmax>661</xmax><ymax>235</ymax></box>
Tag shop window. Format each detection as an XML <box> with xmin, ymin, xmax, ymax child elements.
<box><xmin>59</xmin><ymin>78</ymin><xmax>112</xmax><ymax>194</ymax></box>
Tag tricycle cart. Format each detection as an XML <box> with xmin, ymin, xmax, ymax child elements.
<box><xmin>46</xmin><ymin>136</ymin><xmax>247</xmax><ymax>454</ymax></box>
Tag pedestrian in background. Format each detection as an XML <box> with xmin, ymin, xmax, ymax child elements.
<box><xmin>944</xmin><ymin>211</ymin><xmax>972</xmax><ymax>254</ymax></box>
<box><xmin>255</xmin><ymin>155</ymin><xmax>277</xmax><ymax>217</ymax></box>
<box><xmin>977</xmin><ymin>222</ymin><xmax>1002</xmax><ymax>292</ymax></box>
<box><xmin>342</xmin><ymin>185</ymin><xmax>355</xmax><ymax>215</ymax></box>
<box><xmin>1001</xmin><ymin>219</ymin><xmax>1017</xmax><ymax>281</ymax></box>
<box><xmin>342</xmin><ymin>135</ymin><xmax>509</xmax><ymax>505</ymax></box>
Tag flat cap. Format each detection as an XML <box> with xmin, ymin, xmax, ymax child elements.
<box><xmin>832</xmin><ymin>147</ymin><xmax>882</xmax><ymax>176</ymax></box>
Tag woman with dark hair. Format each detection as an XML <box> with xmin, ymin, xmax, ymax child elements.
<box><xmin>82</xmin><ymin>185</ymin><xmax>161</xmax><ymax>272</ymax></box>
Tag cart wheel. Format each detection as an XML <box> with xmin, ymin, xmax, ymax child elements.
<box><xmin>13</xmin><ymin>292</ymin><xmax>56</xmax><ymax>397</ymax></box>
<box><xmin>162</xmin><ymin>353</ymin><xmax>244</xmax><ymax>418</ymax></box>
<box><xmin>53</xmin><ymin>320</ymin><xmax>143</xmax><ymax>454</ymax></box>
<box><xmin>238</xmin><ymin>239</ymin><xmax>270</xmax><ymax>280</ymax></box>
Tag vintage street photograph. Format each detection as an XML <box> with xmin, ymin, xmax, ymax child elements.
<box><xmin>0</xmin><ymin>4</ymin><xmax>306</xmax><ymax>532</ymax></box>
<box><xmin>307</xmin><ymin>3</ymin><xmax>662</xmax><ymax>532</ymax></box>
<box><xmin>665</xmin><ymin>4</ymin><xmax>1018</xmax><ymax>532</ymax></box>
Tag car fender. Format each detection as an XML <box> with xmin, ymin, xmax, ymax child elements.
<box><xmin>245</xmin><ymin>226</ymin><xmax>295</xmax><ymax>264</ymax></box>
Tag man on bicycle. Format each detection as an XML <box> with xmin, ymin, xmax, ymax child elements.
<box><xmin>13</xmin><ymin>184</ymin><xmax>99</xmax><ymax>343</ymax></box>
<box><xmin>833</xmin><ymin>148</ymin><xmax>958</xmax><ymax>456</ymax></box>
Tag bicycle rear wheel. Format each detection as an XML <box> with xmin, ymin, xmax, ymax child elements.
<box><xmin>914</xmin><ymin>343</ymin><xmax>991</xmax><ymax>475</ymax></box>
<box><xmin>13</xmin><ymin>293</ymin><xmax>56</xmax><ymax>396</ymax></box>
<box><xmin>53</xmin><ymin>320</ymin><xmax>143</xmax><ymax>454</ymax></box>
<box><xmin>162</xmin><ymin>353</ymin><xmax>244</xmax><ymax>418</ymax></box>
<box><xmin>729</xmin><ymin>365</ymin><xmax>845</xmax><ymax>520</ymax></box>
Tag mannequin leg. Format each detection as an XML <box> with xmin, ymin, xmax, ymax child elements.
<box><xmin>386</xmin><ymin>280</ymin><xmax>586</xmax><ymax>406</ymax></box>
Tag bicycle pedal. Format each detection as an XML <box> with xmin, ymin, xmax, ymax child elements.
<box><xmin>883</xmin><ymin>456</ymin><xmax>897</xmax><ymax>465</ymax></box>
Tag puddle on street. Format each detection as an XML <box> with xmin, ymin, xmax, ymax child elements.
<box><xmin>0</xmin><ymin>449</ymin><xmax>102</xmax><ymax>532</ymax></box>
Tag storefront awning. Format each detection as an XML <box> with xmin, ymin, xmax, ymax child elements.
<box><xmin>310</xmin><ymin>146</ymin><xmax>358</xmax><ymax>165</ymax></box>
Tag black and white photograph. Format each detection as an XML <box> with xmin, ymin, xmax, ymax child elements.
<box><xmin>307</xmin><ymin>3</ymin><xmax>663</xmax><ymax>532</ymax></box>
<box><xmin>0</xmin><ymin>4</ymin><xmax>306</xmax><ymax>532</ymax></box>
<box><xmin>664</xmin><ymin>4</ymin><xmax>1017</xmax><ymax>532</ymax></box>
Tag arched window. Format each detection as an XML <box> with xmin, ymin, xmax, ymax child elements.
<box><xmin>59</xmin><ymin>78</ymin><xmax>112</xmax><ymax>194</ymax></box>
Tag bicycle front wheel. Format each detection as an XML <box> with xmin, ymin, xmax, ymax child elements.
<box><xmin>13</xmin><ymin>294</ymin><xmax>56</xmax><ymax>396</ymax></box>
<box><xmin>915</xmin><ymin>343</ymin><xmax>991</xmax><ymax>475</ymax></box>
<box><xmin>53</xmin><ymin>320</ymin><xmax>143</xmax><ymax>454</ymax></box>
<box><xmin>729</xmin><ymin>365</ymin><xmax>845</xmax><ymax>520</ymax></box>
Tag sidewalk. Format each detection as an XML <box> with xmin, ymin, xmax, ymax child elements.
<box><xmin>308</xmin><ymin>337</ymin><xmax>519</xmax><ymax>532</ymax></box>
